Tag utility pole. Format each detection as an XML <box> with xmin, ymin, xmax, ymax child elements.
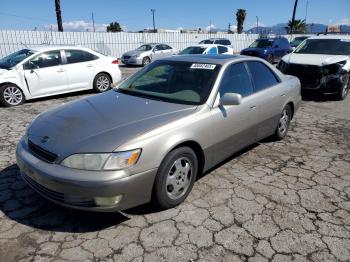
<box><xmin>91</xmin><ymin>12</ymin><xmax>95</xmax><ymax>32</ymax></box>
<box><xmin>256</xmin><ymin>16</ymin><xmax>259</xmax><ymax>35</ymax></box>
<box><xmin>151</xmin><ymin>9</ymin><xmax>156</xmax><ymax>32</ymax></box>
<box><xmin>290</xmin><ymin>0</ymin><xmax>299</xmax><ymax>35</ymax></box>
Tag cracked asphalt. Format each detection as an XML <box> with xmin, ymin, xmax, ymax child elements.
<box><xmin>0</xmin><ymin>65</ymin><xmax>350</xmax><ymax>262</ymax></box>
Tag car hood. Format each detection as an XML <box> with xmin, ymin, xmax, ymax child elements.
<box><xmin>242</xmin><ymin>47</ymin><xmax>269</xmax><ymax>53</ymax></box>
<box><xmin>123</xmin><ymin>50</ymin><xmax>147</xmax><ymax>57</ymax></box>
<box><xmin>282</xmin><ymin>53</ymin><xmax>349</xmax><ymax>66</ymax></box>
<box><xmin>27</xmin><ymin>91</ymin><xmax>197</xmax><ymax>158</ymax></box>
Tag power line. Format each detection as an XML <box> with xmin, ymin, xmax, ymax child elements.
<box><xmin>0</xmin><ymin>11</ymin><xmax>51</xmax><ymax>22</ymax></box>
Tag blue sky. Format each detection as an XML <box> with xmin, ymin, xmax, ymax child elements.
<box><xmin>0</xmin><ymin>0</ymin><xmax>349</xmax><ymax>31</ymax></box>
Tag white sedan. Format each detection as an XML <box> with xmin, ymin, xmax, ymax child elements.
<box><xmin>0</xmin><ymin>46</ymin><xmax>121</xmax><ymax>107</ymax></box>
<box><xmin>179</xmin><ymin>44</ymin><xmax>234</xmax><ymax>55</ymax></box>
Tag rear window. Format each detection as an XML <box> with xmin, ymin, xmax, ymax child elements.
<box><xmin>247</xmin><ymin>61</ymin><xmax>280</xmax><ymax>92</ymax></box>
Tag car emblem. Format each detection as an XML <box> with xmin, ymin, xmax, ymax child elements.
<box><xmin>41</xmin><ymin>136</ymin><xmax>49</xmax><ymax>143</ymax></box>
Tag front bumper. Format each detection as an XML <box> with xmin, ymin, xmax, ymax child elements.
<box><xmin>16</xmin><ymin>138</ymin><xmax>157</xmax><ymax>212</ymax></box>
<box><xmin>121</xmin><ymin>56</ymin><xmax>143</xmax><ymax>65</ymax></box>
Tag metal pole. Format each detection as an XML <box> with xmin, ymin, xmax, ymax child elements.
<box><xmin>151</xmin><ymin>9</ymin><xmax>156</xmax><ymax>32</ymax></box>
<box><xmin>256</xmin><ymin>16</ymin><xmax>259</xmax><ymax>35</ymax></box>
<box><xmin>92</xmin><ymin>12</ymin><xmax>95</xmax><ymax>32</ymax></box>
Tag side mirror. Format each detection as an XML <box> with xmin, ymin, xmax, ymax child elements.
<box><xmin>220</xmin><ymin>93</ymin><xmax>242</xmax><ymax>106</ymax></box>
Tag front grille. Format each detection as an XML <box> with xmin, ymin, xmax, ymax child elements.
<box><xmin>22</xmin><ymin>173</ymin><xmax>95</xmax><ymax>207</ymax></box>
<box><xmin>284</xmin><ymin>64</ymin><xmax>322</xmax><ymax>88</ymax></box>
<box><xmin>28</xmin><ymin>140</ymin><xmax>57</xmax><ymax>163</ymax></box>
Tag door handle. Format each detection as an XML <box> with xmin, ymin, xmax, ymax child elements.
<box><xmin>57</xmin><ymin>69</ymin><xmax>65</xmax><ymax>72</ymax></box>
<box><xmin>281</xmin><ymin>93</ymin><xmax>286</xmax><ymax>97</ymax></box>
<box><xmin>87</xmin><ymin>64</ymin><xmax>94</xmax><ymax>67</ymax></box>
<box><xmin>250</xmin><ymin>105</ymin><xmax>257</xmax><ymax>110</ymax></box>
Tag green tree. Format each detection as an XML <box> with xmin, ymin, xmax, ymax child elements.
<box><xmin>55</xmin><ymin>0</ymin><xmax>63</xmax><ymax>32</ymax></box>
<box><xmin>107</xmin><ymin>22</ymin><xmax>123</xmax><ymax>32</ymax></box>
<box><xmin>236</xmin><ymin>9</ymin><xmax>246</xmax><ymax>34</ymax></box>
<box><xmin>287</xmin><ymin>19</ymin><xmax>307</xmax><ymax>34</ymax></box>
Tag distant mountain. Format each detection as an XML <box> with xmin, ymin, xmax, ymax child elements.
<box><xmin>246</xmin><ymin>23</ymin><xmax>329</xmax><ymax>34</ymax></box>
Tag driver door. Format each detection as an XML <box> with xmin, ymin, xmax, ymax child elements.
<box><xmin>151</xmin><ymin>45</ymin><xmax>166</xmax><ymax>61</ymax></box>
<box><xmin>23</xmin><ymin>50</ymin><xmax>68</xmax><ymax>97</ymax></box>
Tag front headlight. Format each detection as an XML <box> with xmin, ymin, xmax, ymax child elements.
<box><xmin>133</xmin><ymin>54</ymin><xmax>140</xmax><ymax>58</ymax></box>
<box><xmin>61</xmin><ymin>149</ymin><xmax>141</xmax><ymax>171</ymax></box>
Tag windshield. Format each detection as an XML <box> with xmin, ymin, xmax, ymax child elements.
<box><xmin>199</xmin><ymin>40</ymin><xmax>214</xmax><ymax>44</ymax></box>
<box><xmin>137</xmin><ymin>45</ymin><xmax>152</xmax><ymax>51</ymax></box>
<box><xmin>291</xmin><ymin>37</ymin><xmax>308</xmax><ymax>46</ymax></box>
<box><xmin>180</xmin><ymin>47</ymin><xmax>206</xmax><ymax>55</ymax></box>
<box><xmin>295</xmin><ymin>39</ymin><xmax>350</xmax><ymax>55</ymax></box>
<box><xmin>116</xmin><ymin>60</ymin><xmax>221</xmax><ymax>105</ymax></box>
<box><xmin>249</xmin><ymin>39</ymin><xmax>273</xmax><ymax>48</ymax></box>
<box><xmin>0</xmin><ymin>49</ymin><xmax>35</xmax><ymax>69</ymax></box>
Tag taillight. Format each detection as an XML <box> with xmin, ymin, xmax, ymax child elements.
<box><xmin>112</xmin><ymin>60</ymin><xmax>119</xmax><ymax>64</ymax></box>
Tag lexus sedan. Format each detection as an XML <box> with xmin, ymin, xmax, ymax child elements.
<box><xmin>0</xmin><ymin>46</ymin><xmax>121</xmax><ymax>107</ymax></box>
<box><xmin>17</xmin><ymin>55</ymin><xmax>301</xmax><ymax>212</ymax></box>
<box><xmin>121</xmin><ymin>43</ymin><xmax>178</xmax><ymax>66</ymax></box>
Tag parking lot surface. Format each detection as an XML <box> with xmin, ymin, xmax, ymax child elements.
<box><xmin>0</xmin><ymin>65</ymin><xmax>350</xmax><ymax>262</ymax></box>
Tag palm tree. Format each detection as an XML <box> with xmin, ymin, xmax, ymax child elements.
<box><xmin>236</xmin><ymin>9</ymin><xmax>246</xmax><ymax>34</ymax></box>
<box><xmin>287</xmin><ymin>19</ymin><xmax>307</xmax><ymax>34</ymax></box>
<box><xmin>55</xmin><ymin>0</ymin><xmax>63</xmax><ymax>32</ymax></box>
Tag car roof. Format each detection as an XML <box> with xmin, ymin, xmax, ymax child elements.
<box><xmin>308</xmin><ymin>34</ymin><xmax>350</xmax><ymax>40</ymax></box>
<box><xmin>28</xmin><ymin>45</ymin><xmax>92</xmax><ymax>52</ymax></box>
<box><xmin>160</xmin><ymin>54</ymin><xmax>244</xmax><ymax>65</ymax></box>
<box><xmin>186</xmin><ymin>44</ymin><xmax>226</xmax><ymax>48</ymax></box>
<box><xmin>201</xmin><ymin>38</ymin><xmax>230</xmax><ymax>40</ymax></box>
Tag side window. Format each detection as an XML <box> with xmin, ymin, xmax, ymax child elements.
<box><xmin>154</xmin><ymin>45</ymin><xmax>162</xmax><ymax>51</ymax></box>
<box><xmin>27</xmin><ymin>50</ymin><xmax>61</xmax><ymax>69</ymax></box>
<box><xmin>65</xmin><ymin>50</ymin><xmax>87</xmax><ymax>64</ymax></box>
<box><xmin>218</xmin><ymin>63</ymin><xmax>254</xmax><ymax>97</ymax></box>
<box><xmin>247</xmin><ymin>61</ymin><xmax>279</xmax><ymax>92</ymax></box>
<box><xmin>162</xmin><ymin>44</ymin><xmax>171</xmax><ymax>50</ymax></box>
<box><xmin>218</xmin><ymin>46</ymin><xmax>228</xmax><ymax>54</ymax></box>
<box><xmin>223</xmin><ymin>40</ymin><xmax>231</xmax><ymax>45</ymax></box>
<box><xmin>207</xmin><ymin>47</ymin><xmax>218</xmax><ymax>55</ymax></box>
<box><xmin>84</xmin><ymin>51</ymin><xmax>98</xmax><ymax>61</ymax></box>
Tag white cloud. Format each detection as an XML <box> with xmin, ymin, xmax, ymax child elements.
<box><xmin>205</xmin><ymin>23</ymin><xmax>216</xmax><ymax>32</ymax></box>
<box><xmin>230</xmin><ymin>24</ymin><xmax>237</xmax><ymax>32</ymax></box>
<box><xmin>334</xmin><ymin>18</ymin><xmax>350</xmax><ymax>25</ymax></box>
<box><xmin>45</xmin><ymin>20</ymin><xmax>108</xmax><ymax>32</ymax></box>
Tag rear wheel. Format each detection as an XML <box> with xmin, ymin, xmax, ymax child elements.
<box><xmin>0</xmin><ymin>84</ymin><xmax>24</xmax><ymax>107</ymax></box>
<box><xmin>93</xmin><ymin>73</ymin><xmax>111</xmax><ymax>93</ymax></box>
<box><xmin>153</xmin><ymin>147</ymin><xmax>198</xmax><ymax>209</ymax></box>
<box><xmin>272</xmin><ymin>104</ymin><xmax>292</xmax><ymax>140</ymax></box>
<box><xmin>335</xmin><ymin>72</ymin><xmax>349</xmax><ymax>101</ymax></box>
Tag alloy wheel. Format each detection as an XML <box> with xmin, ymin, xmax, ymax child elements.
<box><xmin>96</xmin><ymin>75</ymin><xmax>110</xmax><ymax>91</ymax></box>
<box><xmin>3</xmin><ymin>86</ymin><xmax>23</xmax><ymax>106</ymax></box>
<box><xmin>278</xmin><ymin>109</ymin><xmax>289</xmax><ymax>135</ymax></box>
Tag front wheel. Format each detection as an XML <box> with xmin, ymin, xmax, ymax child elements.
<box><xmin>267</xmin><ymin>54</ymin><xmax>274</xmax><ymax>64</ymax></box>
<box><xmin>93</xmin><ymin>73</ymin><xmax>111</xmax><ymax>93</ymax></box>
<box><xmin>142</xmin><ymin>57</ymin><xmax>151</xmax><ymax>66</ymax></box>
<box><xmin>153</xmin><ymin>147</ymin><xmax>198</xmax><ymax>209</ymax></box>
<box><xmin>272</xmin><ymin>105</ymin><xmax>292</xmax><ymax>140</ymax></box>
<box><xmin>335</xmin><ymin>73</ymin><xmax>349</xmax><ymax>101</ymax></box>
<box><xmin>0</xmin><ymin>84</ymin><xmax>25</xmax><ymax>107</ymax></box>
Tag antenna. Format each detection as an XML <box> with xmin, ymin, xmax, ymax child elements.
<box><xmin>92</xmin><ymin>12</ymin><xmax>95</xmax><ymax>32</ymax></box>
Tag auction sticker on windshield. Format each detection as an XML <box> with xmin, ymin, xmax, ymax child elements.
<box><xmin>190</xmin><ymin>64</ymin><xmax>216</xmax><ymax>70</ymax></box>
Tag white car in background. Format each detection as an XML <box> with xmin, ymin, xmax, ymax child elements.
<box><xmin>179</xmin><ymin>44</ymin><xmax>233</xmax><ymax>55</ymax></box>
<box><xmin>277</xmin><ymin>34</ymin><xmax>350</xmax><ymax>100</ymax></box>
<box><xmin>0</xmin><ymin>46</ymin><xmax>121</xmax><ymax>107</ymax></box>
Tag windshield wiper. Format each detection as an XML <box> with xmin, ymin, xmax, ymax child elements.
<box><xmin>117</xmin><ymin>88</ymin><xmax>167</xmax><ymax>102</ymax></box>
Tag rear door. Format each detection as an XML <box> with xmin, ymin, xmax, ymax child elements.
<box><xmin>23</xmin><ymin>50</ymin><xmax>68</xmax><ymax>97</ymax></box>
<box><xmin>161</xmin><ymin>44</ymin><xmax>174</xmax><ymax>57</ymax></box>
<box><xmin>152</xmin><ymin>45</ymin><xmax>165</xmax><ymax>60</ymax></box>
<box><xmin>246</xmin><ymin>61</ymin><xmax>285</xmax><ymax>140</ymax></box>
<box><xmin>63</xmin><ymin>49</ymin><xmax>99</xmax><ymax>91</ymax></box>
<box><xmin>209</xmin><ymin>62</ymin><xmax>258</xmax><ymax>163</ymax></box>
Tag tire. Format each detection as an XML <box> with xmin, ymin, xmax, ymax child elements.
<box><xmin>153</xmin><ymin>147</ymin><xmax>198</xmax><ymax>209</ymax></box>
<box><xmin>334</xmin><ymin>72</ymin><xmax>349</xmax><ymax>101</ymax></box>
<box><xmin>142</xmin><ymin>57</ymin><xmax>151</xmax><ymax>66</ymax></box>
<box><xmin>272</xmin><ymin>104</ymin><xmax>292</xmax><ymax>140</ymax></box>
<box><xmin>267</xmin><ymin>54</ymin><xmax>274</xmax><ymax>64</ymax></box>
<box><xmin>93</xmin><ymin>73</ymin><xmax>111</xmax><ymax>93</ymax></box>
<box><xmin>0</xmin><ymin>84</ymin><xmax>25</xmax><ymax>107</ymax></box>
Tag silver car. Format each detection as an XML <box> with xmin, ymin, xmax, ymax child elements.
<box><xmin>121</xmin><ymin>43</ymin><xmax>178</xmax><ymax>66</ymax></box>
<box><xmin>17</xmin><ymin>55</ymin><xmax>301</xmax><ymax>212</ymax></box>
